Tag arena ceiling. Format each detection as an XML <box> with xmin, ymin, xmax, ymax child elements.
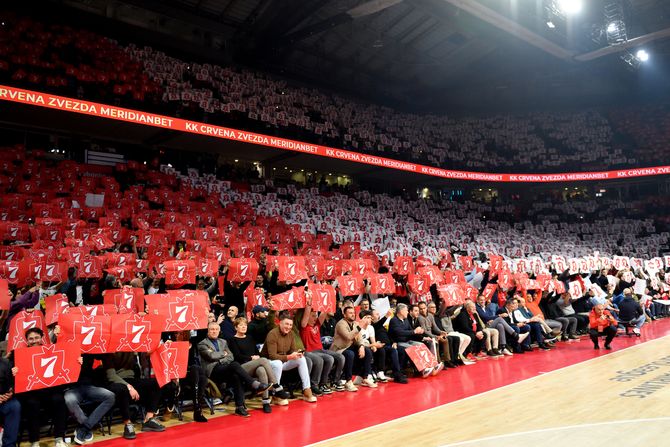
<box><xmin>48</xmin><ymin>0</ymin><xmax>670</xmax><ymax>111</ymax></box>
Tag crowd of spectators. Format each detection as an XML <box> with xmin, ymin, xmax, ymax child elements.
<box><xmin>0</xmin><ymin>146</ymin><xmax>665</xmax><ymax>446</ymax></box>
<box><xmin>1</xmin><ymin>13</ymin><xmax>668</xmax><ymax>173</ymax></box>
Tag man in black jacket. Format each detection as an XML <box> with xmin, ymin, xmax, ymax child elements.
<box><xmin>617</xmin><ymin>289</ymin><xmax>645</xmax><ymax>335</ymax></box>
<box><xmin>0</xmin><ymin>356</ymin><xmax>20</xmax><ymax>447</ymax></box>
<box><xmin>371</xmin><ymin>309</ymin><xmax>408</xmax><ymax>384</ymax></box>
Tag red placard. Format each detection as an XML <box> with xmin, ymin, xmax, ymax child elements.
<box><xmin>227</xmin><ymin>258</ymin><xmax>259</xmax><ymax>282</ymax></box>
<box><xmin>103</xmin><ymin>287</ymin><xmax>145</xmax><ymax>314</ymax></box>
<box><xmin>8</xmin><ymin>310</ymin><xmax>49</xmax><ymax>351</ymax></box>
<box><xmin>59</xmin><ymin>314</ymin><xmax>111</xmax><ymax>354</ymax></box>
<box><xmin>336</xmin><ymin>275</ymin><xmax>364</xmax><ymax>297</ymax></box>
<box><xmin>437</xmin><ymin>284</ymin><xmax>466</xmax><ymax>307</ymax></box>
<box><xmin>66</xmin><ymin>304</ymin><xmax>117</xmax><ymax>317</ymax></box>
<box><xmin>418</xmin><ymin>266</ymin><xmax>442</xmax><ymax>285</ymax></box>
<box><xmin>459</xmin><ymin>255</ymin><xmax>474</xmax><ymax>271</ymax></box>
<box><xmin>308</xmin><ymin>283</ymin><xmax>336</xmax><ymax>313</ymax></box>
<box><xmin>150</xmin><ymin>341</ymin><xmax>190</xmax><ymax>388</ymax></box>
<box><xmin>271</xmin><ymin>286</ymin><xmax>306</xmax><ymax>311</ymax></box>
<box><xmin>0</xmin><ymin>278</ymin><xmax>9</xmax><ymax>310</ymax></box>
<box><xmin>44</xmin><ymin>293</ymin><xmax>69</xmax><ymax>325</ymax></box>
<box><xmin>489</xmin><ymin>254</ymin><xmax>503</xmax><ymax>273</ymax></box>
<box><xmin>78</xmin><ymin>255</ymin><xmax>103</xmax><ymax>278</ymax></box>
<box><xmin>443</xmin><ymin>269</ymin><xmax>466</xmax><ymax>285</ymax></box>
<box><xmin>316</xmin><ymin>259</ymin><xmax>340</xmax><ymax>281</ymax></box>
<box><xmin>145</xmin><ymin>290</ymin><xmax>209</xmax><ymax>331</ymax></box>
<box><xmin>108</xmin><ymin>314</ymin><xmax>163</xmax><ymax>352</ymax></box>
<box><xmin>407</xmin><ymin>273</ymin><xmax>430</xmax><ymax>295</ymax></box>
<box><xmin>553</xmin><ymin>280</ymin><xmax>566</xmax><ymax>294</ymax></box>
<box><xmin>368</xmin><ymin>273</ymin><xmax>395</xmax><ymax>295</ymax></box>
<box><xmin>14</xmin><ymin>342</ymin><xmax>82</xmax><ymax>393</ymax></box>
<box><xmin>482</xmin><ymin>283</ymin><xmax>497</xmax><ymax>301</ymax></box>
<box><xmin>393</xmin><ymin>256</ymin><xmax>414</xmax><ymax>276</ymax></box>
<box><xmin>36</xmin><ymin>260</ymin><xmax>68</xmax><ymax>282</ymax></box>
<box><xmin>277</xmin><ymin>256</ymin><xmax>308</xmax><ymax>283</ymax></box>
<box><xmin>405</xmin><ymin>343</ymin><xmax>439</xmax><ymax>372</ymax></box>
<box><xmin>244</xmin><ymin>285</ymin><xmax>267</xmax><ymax>319</ymax></box>
<box><xmin>164</xmin><ymin>260</ymin><xmax>196</xmax><ymax>285</ymax></box>
<box><xmin>497</xmin><ymin>270</ymin><xmax>514</xmax><ymax>289</ymax></box>
<box><xmin>463</xmin><ymin>283</ymin><xmax>479</xmax><ymax>301</ymax></box>
<box><xmin>197</xmin><ymin>257</ymin><xmax>217</xmax><ymax>277</ymax></box>
<box><xmin>0</xmin><ymin>261</ymin><xmax>28</xmax><ymax>286</ymax></box>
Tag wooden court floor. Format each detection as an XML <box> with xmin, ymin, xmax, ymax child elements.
<box><xmin>312</xmin><ymin>334</ymin><xmax>670</xmax><ymax>447</ymax></box>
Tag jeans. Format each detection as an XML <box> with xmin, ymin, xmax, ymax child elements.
<box><xmin>0</xmin><ymin>398</ymin><xmax>20</xmax><ymax>447</ymax></box>
<box><xmin>345</xmin><ymin>345</ymin><xmax>373</xmax><ymax>377</ymax></box>
<box><xmin>281</xmin><ymin>357</ymin><xmax>311</xmax><ymax>390</ymax></box>
<box><xmin>374</xmin><ymin>345</ymin><xmax>402</xmax><ymax>374</ymax></box>
<box><xmin>241</xmin><ymin>358</ymin><xmax>278</xmax><ymax>399</ymax></box>
<box><xmin>312</xmin><ymin>349</ymin><xmax>345</xmax><ymax>383</ymax></box>
<box><xmin>306</xmin><ymin>351</ymin><xmax>335</xmax><ymax>386</ymax></box>
<box><xmin>64</xmin><ymin>384</ymin><xmax>115</xmax><ymax>431</ymax></box>
<box><xmin>487</xmin><ymin>316</ymin><xmax>516</xmax><ymax>347</ymax></box>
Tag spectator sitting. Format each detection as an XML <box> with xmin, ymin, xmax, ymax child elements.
<box><xmin>617</xmin><ymin>288</ymin><xmax>645</xmax><ymax>335</ymax></box>
<box><xmin>331</xmin><ymin>306</ymin><xmax>376</xmax><ymax>388</ymax></box>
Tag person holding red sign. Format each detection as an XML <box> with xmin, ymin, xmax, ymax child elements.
<box><xmin>14</xmin><ymin>328</ymin><xmax>70</xmax><ymax>447</ymax></box>
<box><xmin>299</xmin><ymin>292</ymin><xmax>343</xmax><ymax>394</ymax></box>
<box><xmin>198</xmin><ymin>322</ymin><xmax>271</xmax><ymax>417</ymax></box>
<box><xmin>0</xmin><ymin>356</ymin><xmax>20</xmax><ymax>447</ymax></box>
<box><xmin>102</xmin><ymin>352</ymin><xmax>169</xmax><ymax>439</ymax></box>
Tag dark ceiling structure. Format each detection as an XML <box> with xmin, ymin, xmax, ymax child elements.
<box><xmin>47</xmin><ymin>0</ymin><xmax>670</xmax><ymax>112</ymax></box>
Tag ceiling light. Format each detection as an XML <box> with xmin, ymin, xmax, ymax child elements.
<box><xmin>558</xmin><ymin>0</ymin><xmax>582</xmax><ymax>15</ymax></box>
<box><xmin>636</xmin><ymin>49</ymin><xmax>649</xmax><ymax>62</ymax></box>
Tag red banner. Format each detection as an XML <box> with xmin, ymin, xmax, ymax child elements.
<box><xmin>244</xmin><ymin>285</ymin><xmax>268</xmax><ymax>318</ymax></box>
<box><xmin>336</xmin><ymin>275</ymin><xmax>364</xmax><ymax>297</ymax></box>
<box><xmin>368</xmin><ymin>273</ymin><xmax>395</xmax><ymax>295</ymax></box>
<box><xmin>316</xmin><ymin>259</ymin><xmax>340</xmax><ymax>281</ymax></box>
<box><xmin>145</xmin><ymin>290</ymin><xmax>209</xmax><ymax>331</ymax></box>
<box><xmin>109</xmin><ymin>314</ymin><xmax>163</xmax><ymax>352</ymax></box>
<box><xmin>437</xmin><ymin>284</ymin><xmax>466</xmax><ymax>307</ymax></box>
<box><xmin>393</xmin><ymin>257</ymin><xmax>414</xmax><ymax>276</ymax></box>
<box><xmin>14</xmin><ymin>342</ymin><xmax>82</xmax><ymax>393</ymax></box>
<box><xmin>44</xmin><ymin>293</ymin><xmax>69</xmax><ymax>325</ymax></box>
<box><xmin>103</xmin><ymin>287</ymin><xmax>145</xmax><ymax>314</ymax></box>
<box><xmin>227</xmin><ymin>258</ymin><xmax>259</xmax><ymax>282</ymax></box>
<box><xmin>482</xmin><ymin>283</ymin><xmax>497</xmax><ymax>301</ymax></box>
<box><xmin>0</xmin><ymin>278</ymin><xmax>9</xmax><ymax>310</ymax></box>
<box><xmin>272</xmin><ymin>286</ymin><xmax>306</xmax><ymax>311</ymax></box>
<box><xmin>164</xmin><ymin>260</ymin><xmax>196</xmax><ymax>285</ymax></box>
<box><xmin>277</xmin><ymin>257</ymin><xmax>308</xmax><ymax>283</ymax></box>
<box><xmin>150</xmin><ymin>341</ymin><xmax>190</xmax><ymax>388</ymax></box>
<box><xmin>59</xmin><ymin>314</ymin><xmax>111</xmax><ymax>354</ymax></box>
<box><xmin>405</xmin><ymin>343</ymin><xmax>439</xmax><ymax>372</ymax></box>
<box><xmin>308</xmin><ymin>283</ymin><xmax>336</xmax><ymax>313</ymax></box>
<box><xmin>407</xmin><ymin>273</ymin><xmax>431</xmax><ymax>295</ymax></box>
<box><xmin>66</xmin><ymin>304</ymin><xmax>117</xmax><ymax>317</ymax></box>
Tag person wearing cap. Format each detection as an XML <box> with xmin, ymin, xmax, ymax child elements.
<box><xmin>248</xmin><ymin>304</ymin><xmax>271</xmax><ymax>346</ymax></box>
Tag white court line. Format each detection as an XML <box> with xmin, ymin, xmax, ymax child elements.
<box><xmin>305</xmin><ymin>335</ymin><xmax>670</xmax><ymax>447</ymax></box>
<box><xmin>439</xmin><ymin>417</ymin><xmax>670</xmax><ymax>446</ymax></box>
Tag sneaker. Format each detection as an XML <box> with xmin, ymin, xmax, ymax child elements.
<box><xmin>353</xmin><ymin>376</ymin><xmax>363</xmax><ymax>386</ymax></box>
<box><xmin>334</xmin><ymin>380</ymin><xmax>346</xmax><ymax>392</ymax></box>
<box><xmin>376</xmin><ymin>371</ymin><xmax>389</xmax><ymax>382</ymax></box>
<box><xmin>123</xmin><ymin>423</ymin><xmax>136</xmax><ymax>440</ymax></box>
<box><xmin>431</xmin><ymin>363</ymin><xmax>444</xmax><ymax>375</ymax></box>
<box><xmin>235</xmin><ymin>406</ymin><xmax>250</xmax><ymax>417</ymax></box>
<box><xmin>274</xmin><ymin>389</ymin><xmax>290</xmax><ymax>399</ymax></box>
<box><xmin>421</xmin><ymin>367</ymin><xmax>433</xmax><ymax>378</ymax></box>
<box><xmin>272</xmin><ymin>396</ymin><xmax>289</xmax><ymax>406</ymax></box>
<box><xmin>344</xmin><ymin>380</ymin><xmax>358</xmax><ymax>392</ymax></box>
<box><xmin>487</xmin><ymin>350</ymin><xmax>502</xmax><ymax>357</ymax></box>
<box><xmin>518</xmin><ymin>333</ymin><xmax>530</xmax><ymax>344</ymax></box>
<box><xmin>311</xmin><ymin>385</ymin><xmax>323</xmax><ymax>396</ymax></box>
<box><xmin>262</xmin><ymin>402</ymin><xmax>272</xmax><ymax>413</ymax></box>
<box><xmin>55</xmin><ymin>438</ymin><xmax>69</xmax><ymax>447</ymax></box>
<box><xmin>501</xmin><ymin>348</ymin><xmax>513</xmax><ymax>356</ymax></box>
<box><xmin>319</xmin><ymin>384</ymin><xmax>334</xmax><ymax>394</ymax></box>
<box><xmin>74</xmin><ymin>427</ymin><xmax>93</xmax><ymax>445</ymax></box>
<box><xmin>544</xmin><ymin>335</ymin><xmax>558</xmax><ymax>343</ymax></box>
<box><xmin>633</xmin><ymin>328</ymin><xmax>641</xmax><ymax>336</ymax></box>
<box><xmin>361</xmin><ymin>377</ymin><xmax>378</xmax><ymax>388</ymax></box>
<box><xmin>568</xmin><ymin>334</ymin><xmax>580</xmax><ymax>340</ymax></box>
<box><xmin>252</xmin><ymin>382</ymin><xmax>271</xmax><ymax>395</ymax></box>
<box><xmin>460</xmin><ymin>355</ymin><xmax>476</xmax><ymax>365</ymax></box>
<box><xmin>141</xmin><ymin>417</ymin><xmax>166</xmax><ymax>432</ymax></box>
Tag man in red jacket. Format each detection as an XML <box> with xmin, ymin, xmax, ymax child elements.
<box><xmin>589</xmin><ymin>304</ymin><xmax>617</xmax><ymax>350</ymax></box>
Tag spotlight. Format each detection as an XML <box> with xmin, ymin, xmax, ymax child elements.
<box><xmin>546</xmin><ymin>21</ymin><xmax>556</xmax><ymax>29</ymax></box>
<box><xmin>636</xmin><ymin>49</ymin><xmax>649</xmax><ymax>62</ymax></box>
<box><xmin>606</xmin><ymin>22</ymin><xmax>618</xmax><ymax>33</ymax></box>
<box><xmin>558</xmin><ymin>0</ymin><xmax>582</xmax><ymax>14</ymax></box>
